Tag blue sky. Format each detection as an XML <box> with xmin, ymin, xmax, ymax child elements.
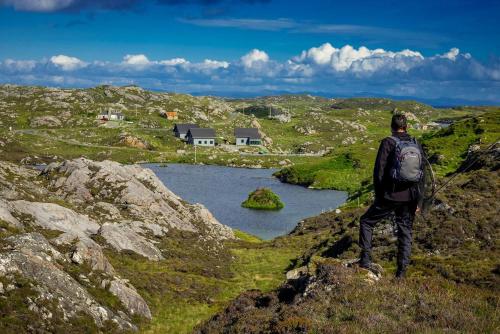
<box><xmin>1</xmin><ymin>0</ymin><xmax>499</xmax><ymax>104</ymax></box>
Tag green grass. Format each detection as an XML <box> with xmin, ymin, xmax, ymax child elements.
<box><xmin>103</xmin><ymin>235</ymin><xmax>305</xmax><ymax>334</ymax></box>
<box><xmin>420</xmin><ymin>109</ymin><xmax>500</xmax><ymax>176</ymax></box>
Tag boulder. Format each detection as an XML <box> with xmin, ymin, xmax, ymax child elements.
<box><xmin>108</xmin><ymin>279</ymin><xmax>152</xmax><ymax>319</ymax></box>
<box><xmin>10</xmin><ymin>200</ymin><xmax>100</xmax><ymax>238</ymax></box>
<box><xmin>99</xmin><ymin>222</ymin><xmax>164</xmax><ymax>261</ymax></box>
<box><xmin>119</xmin><ymin>134</ymin><xmax>150</xmax><ymax>150</ymax></box>
<box><xmin>68</xmin><ymin>236</ymin><xmax>115</xmax><ymax>274</ymax></box>
<box><xmin>0</xmin><ymin>199</ymin><xmax>22</xmax><ymax>229</ymax></box>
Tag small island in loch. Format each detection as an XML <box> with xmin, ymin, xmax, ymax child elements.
<box><xmin>242</xmin><ymin>188</ymin><xmax>285</xmax><ymax>210</ymax></box>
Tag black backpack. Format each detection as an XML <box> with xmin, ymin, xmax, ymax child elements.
<box><xmin>390</xmin><ymin>136</ymin><xmax>423</xmax><ymax>183</ymax></box>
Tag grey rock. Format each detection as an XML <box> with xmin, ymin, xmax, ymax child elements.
<box><xmin>108</xmin><ymin>279</ymin><xmax>152</xmax><ymax>319</ymax></box>
<box><xmin>10</xmin><ymin>200</ymin><xmax>100</xmax><ymax>238</ymax></box>
<box><xmin>48</xmin><ymin>231</ymin><xmax>115</xmax><ymax>275</ymax></box>
<box><xmin>0</xmin><ymin>249</ymin><xmax>134</xmax><ymax>329</ymax></box>
<box><xmin>286</xmin><ymin>266</ymin><xmax>309</xmax><ymax>280</ymax></box>
<box><xmin>5</xmin><ymin>232</ymin><xmax>63</xmax><ymax>262</ymax></box>
<box><xmin>99</xmin><ymin>222</ymin><xmax>164</xmax><ymax>261</ymax></box>
<box><xmin>0</xmin><ymin>199</ymin><xmax>22</xmax><ymax>229</ymax></box>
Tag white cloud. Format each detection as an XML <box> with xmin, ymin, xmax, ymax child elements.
<box><xmin>50</xmin><ymin>55</ymin><xmax>87</xmax><ymax>71</ymax></box>
<box><xmin>2</xmin><ymin>59</ymin><xmax>37</xmax><ymax>72</ymax></box>
<box><xmin>1</xmin><ymin>0</ymin><xmax>75</xmax><ymax>12</ymax></box>
<box><xmin>241</xmin><ymin>49</ymin><xmax>269</xmax><ymax>68</ymax></box>
<box><xmin>295</xmin><ymin>43</ymin><xmax>336</xmax><ymax>65</ymax></box>
<box><xmin>122</xmin><ymin>54</ymin><xmax>151</xmax><ymax>67</ymax></box>
<box><xmin>438</xmin><ymin>47</ymin><xmax>466</xmax><ymax>61</ymax></box>
<box><xmin>195</xmin><ymin>59</ymin><xmax>230</xmax><ymax>70</ymax></box>
<box><xmin>160</xmin><ymin>58</ymin><xmax>189</xmax><ymax>66</ymax></box>
<box><xmin>293</xmin><ymin>43</ymin><xmax>424</xmax><ymax>73</ymax></box>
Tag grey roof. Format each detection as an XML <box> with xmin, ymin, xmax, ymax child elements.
<box><xmin>174</xmin><ymin>123</ymin><xmax>199</xmax><ymax>134</ymax></box>
<box><xmin>234</xmin><ymin>128</ymin><xmax>261</xmax><ymax>139</ymax></box>
<box><xmin>187</xmin><ymin>128</ymin><xmax>216</xmax><ymax>138</ymax></box>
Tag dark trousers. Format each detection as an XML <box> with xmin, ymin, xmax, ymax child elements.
<box><xmin>359</xmin><ymin>199</ymin><xmax>417</xmax><ymax>271</ymax></box>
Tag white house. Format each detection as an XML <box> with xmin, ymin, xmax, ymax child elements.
<box><xmin>186</xmin><ymin>128</ymin><xmax>216</xmax><ymax>146</ymax></box>
<box><xmin>96</xmin><ymin>110</ymin><xmax>125</xmax><ymax>121</ymax></box>
<box><xmin>234</xmin><ymin>128</ymin><xmax>262</xmax><ymax>146</ymax></box>
<box><xmin>173</xmin><ymin>123</ymin><xmax>199</xmax><ymax>140</ymax></box>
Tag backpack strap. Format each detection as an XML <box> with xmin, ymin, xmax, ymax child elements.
<box><xmin>389</xmin><ymin>136</ymin><xmax>401</xmax><ymax>144</ymax></box>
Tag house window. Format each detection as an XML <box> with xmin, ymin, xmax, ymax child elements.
<box><xmin>204</xmin><ymin>140</ymin><xmax>207</xmax><ymax>144</ymax></box>
<box><xmin>210</xmin><ymin>140</ymin><xmax>213</xmax><ymax>144</ymax></box>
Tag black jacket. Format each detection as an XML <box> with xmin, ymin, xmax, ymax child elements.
<box><xmin>373</xmin><ymin>131</ymin><xmax>424</xmax><ymax>203</ymax></box>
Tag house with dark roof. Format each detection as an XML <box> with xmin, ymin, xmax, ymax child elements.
<box><xmin>96</xmin><ymin>110</ymin><xmax>124</xmax><ymax>121</ymax></box>
<box><xmin>109</xmin><ymin>112</ymin><xmax>125</xmax><ymax>121</ymax></box>
<box><xmin>234</xmin><ymin>128</ymin><xmax>261</xmax><ymax>146</ymax></box>
<box><xmin>186</xmin><ymin>128</ymin><xmax>216</xmax><ymax>146</ymax></box>
<box><xmin>173</xmin><ymin>123</ymin><xmax>199</xmax><ymax>140</ymax></box>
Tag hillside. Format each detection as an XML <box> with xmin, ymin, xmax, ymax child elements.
<box><xmin>196</xmin><ymin>123</ymin><xmax>500</xmax><ymax>333</ymax></box>
<box><xmin>0</xmin><ymin>85</ymin><xmax>467</xmax><ymax>170</ymax></box>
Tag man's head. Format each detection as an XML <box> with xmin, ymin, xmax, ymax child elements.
<box><xmin>391</xmin><ymin>114</ymin><xmax>407</xmax><ymax>132</ymax></box>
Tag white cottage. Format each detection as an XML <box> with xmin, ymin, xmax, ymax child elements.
<box><xmin>234</xmin><ymin>128</ymin><xmax>261</xmax><ymax>146</ymax></box>
<box><xmin>186</xmin><ymin>128</ymin><xmax>216</xmax><ymax>146</ymax></box>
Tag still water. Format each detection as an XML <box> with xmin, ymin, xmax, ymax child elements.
<box><xmin>145</xmin><ymin>164</ymin><xmax>347</xmax><ymax>240</ymax></box>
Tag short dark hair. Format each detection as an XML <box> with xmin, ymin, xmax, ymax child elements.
<box><xmin>391</xmin><ymin>114</ymin><xmax>407</xmax><ymax>131</ymax></box>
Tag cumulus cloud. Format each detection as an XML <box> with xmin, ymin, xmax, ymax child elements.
<box><xmin>196</xmin><ymin>59</ymin><xmax>229</xmax><ymax>70</ymax></box>
<box><xmin>241</xmin><ymin>49</ymin><xmax>269</xmax><ymax>68</ymax></box>
<box><xmin>1</xmin><ymin>45</ymin><xmax>499</xmax><ymax>104</ymax></box>
<box><xmin>159</xmin><ymin>58</ymin><xmax>189</xmax><ymax>66</ymax></box>
<box><xmin>50</xmin><ymin>54</ymin><xmax>87</xmax><ymax>70</ymax></box>
<box><xmin>122</xmin><ymin>54</ymin><xmax>151</xmax><ymax>67</ymax></box>
<box><xmin>293</xmin><ymin>43</ymin><xmax>424</xmax><ymax>74</ymax></box>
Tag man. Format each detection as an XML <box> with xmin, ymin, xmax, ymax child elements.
<box><xmin>358</xmin><ymin>114</ymin><xmax>424</xmax><ymax>278</ymax></box>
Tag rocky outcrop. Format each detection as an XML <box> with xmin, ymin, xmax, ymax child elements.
<box><xmin>42</xmin><ymin>158</ymin><xmax>234</xmax><ymax>240</ymax></box>
<box><xmin>10</xmin><ymin>200</ymin><xmax>100</xmax><ymax>238</ymax></box>
<box><xmin>108</xmin><ymin>279</ymin><xmax>152</xmax><ymax>319</ymax></box>
<box><xmin>119</xmin><ymin>134</ymin><xmax>150</xmax><ymax>150</ymax></box>
<box><xmin>99</xmin><ymin>222</ymin><xmax>164</xmax><ymax>261</ymax></box>
<box><xmin>0</xmin><ymin>157</ymin><xmax>234</xmax><ymax>330</ymax></box>
<box><xmin>0</xmin><ymin>233</ymin><xmax>134</xmax><ymax>330</ymax></box>
<box><xmin>30</xmin><ymin>115</ymin><xmax>62</xmax><ymax>128</ymax></box>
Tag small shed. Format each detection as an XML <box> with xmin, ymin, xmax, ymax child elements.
<box><xmin>166</xmin><ymin>111</ymin><xmax>178</xmax><ymax>120</ymax></box>
<box><xmin>186</xmin><ymin>128</ymin><xmax>216</xmax><ymax>146</ymax></box>
<box><xmin>173</xmin><ymin>123</ymin><xmax>199</xmax><ymax>140</ymax></box>
<box><xmin>234</xmin><ymin>128</ymin><xmax>261</xmax><ymax>146</ymax></box>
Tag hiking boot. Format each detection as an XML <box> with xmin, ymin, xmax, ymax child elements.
<box><xmin>395</xmin><ymin>268</ymin><xmax>407</xmax><ymax>279</ymax></box>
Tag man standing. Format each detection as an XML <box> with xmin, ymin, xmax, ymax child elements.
<box><xmin>358</xmin><ymin>114</ymin><xmax>424</xmax><ymax>278</ymax></box>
